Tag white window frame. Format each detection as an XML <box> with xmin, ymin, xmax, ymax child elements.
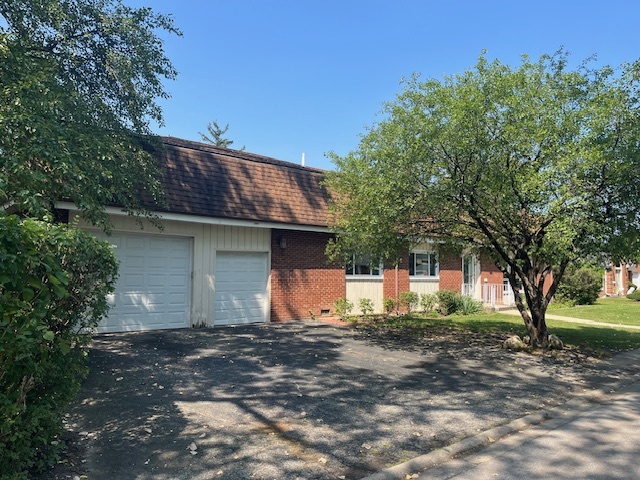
<box><xmin>346</xmin><ymin>254</ymin><xmax>383</xmax><ymax>277</ymax></box>
<box><xmin>409</xmin><ymin>250</ymin><xmax>439</xmax><ymax>278</ymax></box>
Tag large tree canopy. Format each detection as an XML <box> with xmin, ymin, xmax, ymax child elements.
<box><xmin>326</xmin><ymin>51</ymin><xmax>640</xmax><ymax>346</ymax></box>
<box><xmin>0</xmin><ymin>0</ymin><xmax>180</xmax><ymax>227</ymax></box>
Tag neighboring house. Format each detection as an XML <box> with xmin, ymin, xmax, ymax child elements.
<box><xmin>603</xmin><ymin>262</ymin><xmax>640</xmax><ymax>296</ymax></box>
<box><xmin>57</xmin><ymin>137</ymin><xmax>509</xmax><ymax>333</ymax></box>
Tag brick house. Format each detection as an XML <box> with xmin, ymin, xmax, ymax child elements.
<box><xmin>59</xmin><ymin>137</ymin><xmax>508</xmax><ymax>332</ymax></box>
<box><xmin>603</xmin><ymin>262</ymin><xmax>640</xmax><ymax>296</ymax></box>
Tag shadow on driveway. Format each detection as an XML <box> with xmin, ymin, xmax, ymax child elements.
<box><xmin>56</xmin><ymin>322</ymin><xmax>622</xmax><ymax>480</ymax></box>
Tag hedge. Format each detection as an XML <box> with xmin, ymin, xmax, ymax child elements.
<box><xmin>0</xmin><ymin>216</ymin><xmax>118</xmax><ymax>479</ymax></box>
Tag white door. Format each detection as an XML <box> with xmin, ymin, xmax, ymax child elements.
<box><xmin>97</xmin><ymin>233</ymin><xmax>192</xmax><ymax>333</ymax></box>
<box><xmin>462</xmin><ymin>254</ymin><xmax>479</xmax><ymax>298</ymax></box>
<box><xmin>214</xmin><ymin>252</ymin><xmax>268</xmax><ymax>325</ymax></box>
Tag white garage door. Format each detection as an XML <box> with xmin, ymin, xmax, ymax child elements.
<box><xmin>97</xmin><ymin>233</ymin><xmax>192</xmax><ymax>333</ymax></box>
<box><xmin>214</xmin><ymin>252</ymin><xmax>268</xmax><ymax>325</ymax></box>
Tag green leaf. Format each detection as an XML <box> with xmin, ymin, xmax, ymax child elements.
<box><xmin>21</xmin><ymin>288</ymin><xmax>35</xmax><ymax>302</ymax></box>
<box><xmin>51</xmin><ymin>283</ymin><xmax>69</xmax><ymax>299</ymax></box>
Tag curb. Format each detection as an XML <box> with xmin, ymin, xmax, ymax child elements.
<box><xmin>360</xmin><ymin>351</ymin><xmax>640</xmax><ymax>480</ymax></box>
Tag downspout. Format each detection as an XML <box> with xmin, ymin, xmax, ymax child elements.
<box><xmin>395</xmin><ymin>264</ymin><xmax>399</xmax><ymax>308</ymax></box>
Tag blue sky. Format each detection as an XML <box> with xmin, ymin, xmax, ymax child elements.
<box><xmin>140</xmin><ymin>1</ymin><xmax>639</xmax><ymax>170</ymax></box>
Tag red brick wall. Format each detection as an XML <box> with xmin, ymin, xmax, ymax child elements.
<box><xmin>270</xmin><ymin>229</ymin><xmax>345</xmax><ymax>321</ymax></box>
<box><xmin>439</xmin><ymin>248</ymin><xmax>462</xmax><ymax>293</ymax></box>
<box><xmin>479</xmin><ymin>253</ymin><xmax>503</xmax><ymax>285</ymax></box>
<box><xmin>602</xmin><ymin>268</ymin><xmax>615</xmax><ymax>295</ymax></box>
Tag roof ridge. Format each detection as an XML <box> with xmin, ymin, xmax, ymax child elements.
<box><xmin>161</xmin><ymin>136</ymin><xmax>327</xmax><ymax>174</ymax></box>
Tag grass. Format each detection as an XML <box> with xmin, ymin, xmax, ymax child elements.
<box><xmin>548</xmin><ymin>297</ymin><xmax>640</xmax><ymax>326</ymax></box>
<box><xmin>371</xmin><ymin>311</ymin><xmax>640</xmax><ymax>356</ymax></box>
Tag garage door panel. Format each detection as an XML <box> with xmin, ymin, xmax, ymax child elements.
<box><xmin>147</xmin><ymin>274</ymin><xmax>166</xmax><ymax>287</ymax></box>
<box><xmin>124</xmin><ymin>256</ymin><xmax>145</xmax><ymax>268</ymax></box>
<box><xmin>169</xmin><ymin>274</ymin><xmax>189</xmax><ymax>287</ymax></box>
<box><xmin>124</xmin><ymin>236</ymin><xmax>145</xmax><ymax>249</ymax></box>
<box><xmin>122</xmin><ymin>274</ymin><xmax>144</xmax><ymax>287</ymax></box>
<box><xmin>168</xmin><ymin>293</ymin><xmax>188</xmax><ymax>304</ymax></box>
<box><xmin>95</xmin><ymin>232</ymin><xmax>192</xmax><ymax>333</ymax></box>
<box><xmin>214</xmin><ymin>252</ymin><xmax>268</xmax><ymax>326</ymax></box>
<box><xmin>170</xmin><ymin>257</ymin><xmax>189</xmax><ymax>268</ymax></box>
<box><xmin>148</xmin><ymin>256</ymin><xmax>168</xmax><ymax>268</ymax></box>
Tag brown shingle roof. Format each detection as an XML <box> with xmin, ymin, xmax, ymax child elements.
<box><xmin>154</xmin><ymin>137</ymin><xmax>330</xmax><ymax>228</ymax></box>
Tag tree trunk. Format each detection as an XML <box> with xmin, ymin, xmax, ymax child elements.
<box><xmin>509</xmin><ymin>275</ymin><xmax>549</xmax><ymax>348</ymax></box>
<box><xmin>522</xmin><ymin>301</ymin><xmax>549</xmax><ymax>348</ymax></box>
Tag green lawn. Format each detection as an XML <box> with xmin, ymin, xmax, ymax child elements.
<box><xmin>548</xmin><ymin>297</ymin><xmax>640</xmax><ymax>326</ymax></box>
<box><xmin>373</xmin><ymin>312</ymin><xmax>640</xmax><ymax>356</ymax></box>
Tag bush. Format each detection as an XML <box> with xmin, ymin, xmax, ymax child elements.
<box><xmin>460</xmin><ymin>295</ymin><xmax>483</xmax><ymax>315</ymax></box>
<box><xmin>399</xmin><ymin>291</ymin><xmax>419</xmax><ymax>313</ymax></box>
<box><xmin>555</xmin><ymin>264</ymin><xmax>603</xmax><ymax>305</ymax></box>
<box><xmin>383</xmin><ymin>298</ymin><xmax>396</xmax><ymax>315</ymax></box>
<box><xmin>628</xmin><ymin>290</ymin><xmax>640</xmax><ymax>301</ymax></box>
<box><xmin>420</xmin><ymin>293</ymin><xmax>437</xmax><ymax>313</ymax></box>
<box><xmin>0</xmin><ymin>216</ymin><xmax>118</xmax><ymax>478</ymax></box>
<box><xmin>358</xmin><ymin>298</ymin><xmax>374</xmax><ymax>317</ymax></box>
<box><xmin>334</xmin><ymin>298</ymin><xmax>353</xmax><ymax>318</ymax></box>
<box><xmin>436</xmin><ymin>290</ymin><xmax>465</xmax><ymax>315</ymax></box>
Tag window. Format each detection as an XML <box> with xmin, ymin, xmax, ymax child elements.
<box><xmin>409</xmin><ymin>251</ymin><xmax>438</xmax><ymax>277</ymax></box>
<box><xmin>346</xmin><ymin>254</ymin><xmax>382</xmax><ymax>276</ymax></box>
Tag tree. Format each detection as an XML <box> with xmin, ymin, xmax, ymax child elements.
<box><xmin>0</xmin><ymin>0</ymin><xmax>181</xmax><ymax>228</ymax></box>
<box><xmin>326</xmin><ymin>51</ymin><xmax>640</xmax><ymax>347</ymax></box>
<box><xmin>199</xmin><ymin>120</ymin><xmax>244</xmax><ymax>150</ymax></box>
<box><xmin>0</xmin><ymin>2</ymin><xmax>179</xmax><ymax>475</ymax></box>
<box><xmin>554</xmin><ymin>263</ymin><xmax>604</xmax><ymax>306</ymax></box>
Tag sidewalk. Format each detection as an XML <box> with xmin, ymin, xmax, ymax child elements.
<box><xmin>498</xmin><ymin>308</ymin><xmax>640</xmax><ymax>331</ymax></box>
<box><xmin>362</xmin><ymin>349</ymin><xmax>640</xmax><ymax>480</ymax></box>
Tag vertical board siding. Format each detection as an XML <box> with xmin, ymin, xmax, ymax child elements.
<box><xmin>346</xmin><ymin>279</ymin><xmax>384</xmax><ymax>314</ymax></box>
<box><xmin>76</xmin><ymin>214</ymin><xmax>270</xmax><ymax>327</ymax></box>
<box><xmin>410</xmin><ymin>279</ymin><xmax>440</xmax><ymax>296</ymax></box>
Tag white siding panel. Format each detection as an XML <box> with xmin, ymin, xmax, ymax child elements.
<box><xmin>410</xmin><ymin>279</ymin><xmax>440</xmax><ymax>297</ymax></box>
<box><xmin>346</xmin><ymin>279</ymin><xmax>384</xmax><ymax>314</ymax></box>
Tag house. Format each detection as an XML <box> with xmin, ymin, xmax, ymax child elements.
<box><xmin>57</xmin><ymin>137</ymin><xmax>508</xmax><ymax>333</ymax></box>
<box><xmin>603</xmin><ymin>262</ymin><xmax>640</xmax><ymax>295</ymax></box>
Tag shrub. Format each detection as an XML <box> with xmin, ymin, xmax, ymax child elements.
<box><xmin>628</xmin><ymin>290</ymin><xmax>640</xmax><ymax>301</ymax></box>
<box><xmin>460</xmin><ymin>295</ymin><xmax>483</xmax><ymax>315</ymax></box>
<box><xmin>0</xmin><ymin>216</ymin><xmax>118</xmax><ymax>478</ymax></box>
<box><xmin>399</xmin><ymin>291</ymin><xmax>419</xmax><ymax>314</ymax></box>
<box><xmin>436</xmin><ymin>290</ymin><xmax>465</xmax><ymax>315</ymax></box>
<box><xmin>358</xmin><ymin>298</ymin><xmax>374</xmax><ymax>317</ymax></box>
<box><xmin>555</xmin><ymin>264</ymin><xmax>603</xmax><ymax>305</ymax></box>
<box><xmin>383</xmin><ymin>297</ymin><xmax>396</xmax><ymax>315</ymax></box>
<box><xmin>334</xmin><ymin>298</ymin><xmax>353</xmax><ymax>318</ymax></box>
<box><xmin>420</xmin><ymin>293</ymin><xmax>437</xmax><ymax>313</ymax></box>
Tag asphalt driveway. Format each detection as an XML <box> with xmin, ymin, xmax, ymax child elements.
<box><xmin>55</xmin><ymin>321</ymin><xmax>634</xmax><ymax>480</ymax></box>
